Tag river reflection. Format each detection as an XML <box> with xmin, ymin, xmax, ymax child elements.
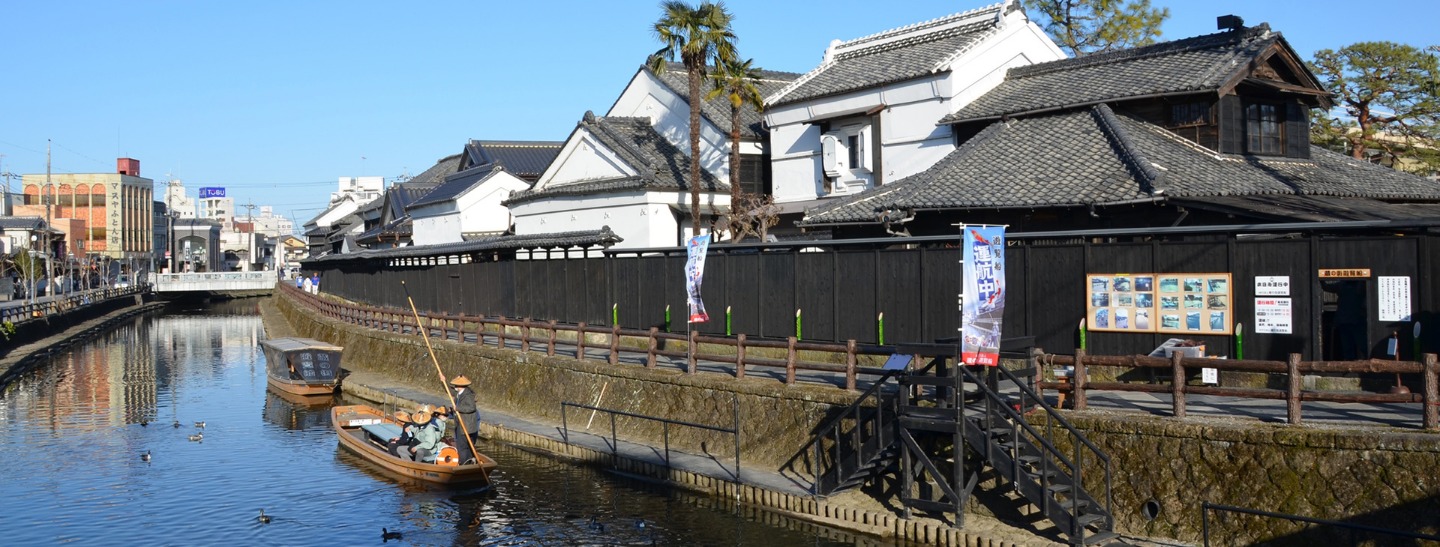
<box><xmin>0</xmin><ymin>301</ymin><xmax>898</xmax><ymax>545</ymax></box>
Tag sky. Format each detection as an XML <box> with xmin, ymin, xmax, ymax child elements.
<box><xmin>1</xmin><ymin>1</ymin><xmax>1436</xmax><ymax>230</ymax></box>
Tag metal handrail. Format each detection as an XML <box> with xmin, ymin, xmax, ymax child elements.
<box><xmin>1201</xmin><ymin>502</ymin><xmax>1440</xmax><ymax>545</ymax></box>
<box><xmin>957</xmin><ymin>363</ymin><xmax>1113</xmax><ymax>541</ymax></box>
<box><xmin>560</xmin><ymin>398</ymin><xmax>741</xmax><ymax>481</ymax></box>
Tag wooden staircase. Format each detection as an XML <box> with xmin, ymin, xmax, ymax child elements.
<box><xmin>809</xmin><ymin>345</ymin><xmax>1118</xmax><ymax>546</ymax></box>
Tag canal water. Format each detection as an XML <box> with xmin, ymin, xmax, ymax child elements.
<box><xmin>0</xmin><ymin>301</ymin><xmax>894</xmax><ymax>545</ymax></box>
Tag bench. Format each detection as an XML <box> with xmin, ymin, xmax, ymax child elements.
<box><xmin>360</xmin><ymin>422</ymin><xmax>404</xmax><ymax>442</ymax></box>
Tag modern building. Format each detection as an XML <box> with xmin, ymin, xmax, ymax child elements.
<box><xmin>18</xmin><ymin>157</ymin><xmax>154</xmax><ymax>269</ymax></box>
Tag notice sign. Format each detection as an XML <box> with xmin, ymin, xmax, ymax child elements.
<box><xmin>1254</xmin><ymin>276</ymin><xmax>1290</xmax><ymax>296</ymax></box>
<box><xmin>1378</xmin><ymin>276</ymin><xmax>1412</xmax><ymax>322</ymax></box>
<box><xmin>1254</xmin><ymin>297</ymin><xmax>1293</xmax><ymax>334</ymax></box>
<box><xmin>1319</xmin><ymin>268</ymin><xmax>1370</xmax><ymax>278</ymax></box>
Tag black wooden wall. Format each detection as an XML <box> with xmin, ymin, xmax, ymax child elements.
<box><xmin>317</xmin><ymin>233</ymin><xmax>1437</xmax><ymax>360</ymax></box>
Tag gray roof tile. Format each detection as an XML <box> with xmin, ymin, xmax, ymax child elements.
<box><xmin>768</xmin><ymin>3</ymin><xmax>1004</xmax><ymax>106</ymax></box>
<box><xmin>942</xmin><ymin>25</ymin><xmax>1288</xmax><ymax>123</ymax></box>
<box><xmin>464</xmin><ymin>140</ymin><xmax>562</xmax><ymax>181</ymax></box>
<box><xmin>306</xmin><ymin>226</ymin><xmax>622</xmax><ymax>264</ymax></box>
<box><xmin>802</xmin><ymin>105</ymin><xmax>1440</xmax><ymax>225</ymax></box>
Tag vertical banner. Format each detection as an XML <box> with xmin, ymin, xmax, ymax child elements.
<box><xmin>962</xmin><ymin>226</ymin><xmax>1005</xmax><ymax>366</ymax></box>
<box><xmin>685</xmin><ymin>235</ymin><xmax>710</xmax><ymax>323</ymax></box>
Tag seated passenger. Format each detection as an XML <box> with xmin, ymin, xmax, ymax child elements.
<box><xmin>387</xmin><ymin>411</ymin><xmax>417</xmax><ymax>460</ymax></box>
<box><xmin>408</xmin><ymin>408</ymin><xmax>443</xmax><ymax>463</ymax></box>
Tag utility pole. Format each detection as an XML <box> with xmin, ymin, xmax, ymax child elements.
<box><xmin>44</xmin><ymin>140</ymin><xmax>53</xmax><ymax>295</ymax></box>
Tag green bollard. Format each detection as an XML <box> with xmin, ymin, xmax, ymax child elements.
<box><xmin>1235</xmin><ymin>323</ymin><xmax>1244</xmax><ymax>360</ymax></box>
<box><xmin>877</xmin><ymin>312</ymin><xmax>885</xmax><ymax>345</ymax></box>
<box><xmin>664</xmin><ymin>305</ymin><xmax>671</xmax><ymax>332</ymax></box>
<box><xmin>795</xmin><ymin>309</ymin><xmax>802</xmax><ymax>341</ymax></box>
<box><xmin>1078</xmin><ymin>318</ymin><xmax>1087</xmax><ymax>351</ymax></box>
<box><xmin>612</xmin><ymin>303</ymin><xmax>618</xmax><ymax>326</ymax></box>
<box><xmin>726</xmin><ymin>306</ymin><xmax>732</xmax><ymax>336</ymax></box>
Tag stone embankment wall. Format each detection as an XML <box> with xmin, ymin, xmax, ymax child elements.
<box><xmin>1040</xmin><ymin>413</ymin><xmax>1440</xmax><ymax>544</ymax></box>
<box><xmin>274</xmin><ymin>291</ymin><xmax>854</xmax><ymax>471</ymax></box>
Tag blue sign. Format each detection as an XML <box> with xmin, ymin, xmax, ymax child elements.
<box><xmin>199</xmin><ymin>187</ymin><xmax>226</xmax><ymax>198</ymax></box>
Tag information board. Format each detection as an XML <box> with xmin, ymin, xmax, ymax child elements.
<box><xmin>1086</xmin><ymin>273</ymin><xmax>1232</xmax><ymax>335</ymax></box>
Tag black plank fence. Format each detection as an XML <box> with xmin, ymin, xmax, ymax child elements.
<box><xmin>309</xmin><ymin>224</ymin><xmax>1439</xmax><ymax>363</ymax></box>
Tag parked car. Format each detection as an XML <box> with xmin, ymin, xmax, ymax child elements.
<box><xmin>113</xmin><ymin>275</ymin><xmax>132</xmax><ymax>289</ymax></box>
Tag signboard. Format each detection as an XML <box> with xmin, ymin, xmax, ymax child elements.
<box><xmin>199</xmin><ymin>187</ymin><xmax>226</xmax><ymax>198</ymax></box>
<box><xmin>1378</xmin><ymin>276</ymin><xmax>1412</xmax><ymax>322</ymax></box>
<box><xmin>961</xmin><ymin>226</ymin><xmax>1005</xmax><ymax>366</ymax></box>
<box><xmin>1254</xmin><ymin>297</ymin><xmax>1293</xmax><ymax>334</ymax></box>
<box><xmin>1318</xmin><ymin>268</ymin><xmax>1370</xmax><ymax>278</ymax></box>
<box><xmin>1254</xmin><ymin>276</ymin><xmax>1290</xmax><ymax>296</ymax></box>
<box><xmin>684</xmin><ymin>235</ymin><xmax>710</xmax><ymax>323</ymax></box>
<box><xmin>1086</xmin><ymin>273</ymin><xmax>1232</xmax><ymax>334</ymax></box>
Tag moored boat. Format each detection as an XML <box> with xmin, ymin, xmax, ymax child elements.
<box><xmin>259</xmin><ymin>337</ymin><xmax>342</xmax><ymax>397</ymax></box>
<box><xmin>331</xmin><ymin>404</ymin><xmax>496</xmax><ymax>485</ymax></box>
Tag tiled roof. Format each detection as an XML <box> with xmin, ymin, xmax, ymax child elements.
<box><xmin>305</xmin><ymin>226</ymin><xmax>623</xmax><ymax>264</ymax></box>
<box><xmin>767</xmin><ymin>3</ymin><xmax>1006</xmax><ymax>106</ymax></box>
<box><xmin>505</xmin><ymin>113</ymin><xmax>726</xmax><ymax>206</ymax></box>
<box><xmin>648</xmin><ymin>62</ymin><xmax>800</xmax><ymax>140</ymax></box>
<box><xmin>464</xmin><ymin>140</ymin><xmax>562</xmax><ymax>182</ymax></box>
<box><xmin>409</xmin><ymin>154</ymin><xmax>463</xmax><ymax>185</ymax></box>
<box><xmin>941</xmin><ymin>24</ymin><xmax>1290</xmax><ymax>124</ymax></box>
<box><xmin>408</xmin><ymin>164</ymin><xmax>503</xmax><ymax>209</ymax></box>
<box><xmin>0</xmin><ymin>216</ymin><xmax>46</xmax><ymax>230</ymax></box>
<box><xmin>800</xmin><ymin>105</ymin><xmax>1440</xmax><ymax>226</ymax></box>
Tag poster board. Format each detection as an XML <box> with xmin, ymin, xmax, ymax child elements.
<box><xmin>1086</xmin><ymin>273</ymin><xmax>1232</xmax><ymax>335</ymax></box>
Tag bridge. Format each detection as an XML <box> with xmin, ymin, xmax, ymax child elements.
<box><xmin>152</xmin><ymin>272</ymin><xmax>277</xmax><ymax>296</ymax></box>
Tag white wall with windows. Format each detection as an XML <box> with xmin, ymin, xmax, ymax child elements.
<box><xmin>765</xmin><ymin>11</ymin><xmax>1064</xmax><ymax>206</ymax></box>
<box><xmin>607</xmin><ymin>69</ymin><xmax>735</xmax><ymax>181</ymax></box>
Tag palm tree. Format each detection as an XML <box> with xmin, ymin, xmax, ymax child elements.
<box><xmin>705</xmin><ymin>57</ymin><xmax>764</xmax><ymax>241</ymax></box>
<box><xmin>650</xmin><ymin>1</ymin><xmax>736</xmax><ymax>239</ymax></box>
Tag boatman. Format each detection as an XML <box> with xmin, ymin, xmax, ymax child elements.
<box><xmin>449</xmin><ymin>375</ymin><xmax>479</xmax><ymax>465</ymax></box>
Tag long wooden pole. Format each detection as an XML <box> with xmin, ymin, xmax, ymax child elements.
<box><xmin>401</xmin><ymin>281</ymin><xmax>486</xmax><ymax>481</ymax></box>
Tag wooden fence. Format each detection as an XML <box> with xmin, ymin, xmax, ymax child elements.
<box><xmin>1039</xmin><ymin>350</ymin><xmax>1440</xmax><ymax>430</ymax></box>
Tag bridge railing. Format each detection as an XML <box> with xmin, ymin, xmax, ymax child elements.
<box><xmin>1040</xmin><ymin>350</ymin><xmax>1440</xmax><ymax>430</ymax></box>
<box><xmin>280</xmin><ymin>283</ymin><xmax>898</xmax><ymax>391</ymax></box>
<box><xmin>154</xmin><ymin>271</ymin><xmax>277</xmax><ymax>292</ymax></box>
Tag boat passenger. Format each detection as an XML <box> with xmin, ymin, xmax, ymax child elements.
<box><xmin>408</xmin><ymin>408</ymin><xmax>443</xmax><ymax>463</ymax></box>
<box><xmin>387</xmin><ymin>411</ymin><xmax>417</xmax><ymax>460</ymax></box>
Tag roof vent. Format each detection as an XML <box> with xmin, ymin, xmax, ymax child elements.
<box><xmin>1217</xmin><ymin>15</ymin><xmax>1244</xmax><ymax>32</ymax></box>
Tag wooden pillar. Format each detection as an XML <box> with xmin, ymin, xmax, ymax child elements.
<box><xmin>609</xmin><ymin>324</ymin><xmax>620</xmax><ymax>365</ymax></box>
<box><xmin>736</xmin><ymin>333</ymin><xmax>747</xmax><ymax>379</ymax></box>
<box><xmin>1287</xmin><ymin>353</ymin><xmax>1302</xmax><ymax>425</ymax></box>
<box><xmin>1424</xmin><ymin>353</ymin><xmax>1438</xmax><ymax>431</ymax></box>
<box><xmin>1074</xmin><ymin>349</ymin><xmax>1088</xmax><ymax>411</ymax></box>
<box><xmin>845</xmin><ymin>340</ymin><xmax>857</xmax><ymax>391</ymax></box>
<box><xmin>687</xmin><ymin>329</ymin><xmax>698</xmax><ymax>374</ymax></box>
<box><xmin>548</xmin><ymin>320</ymin><xmax>557</xmax><ymax>356</ymax></box>
<box><xmin>497</xmin><ymin>316</ymin><xmax>506</xmax><ymax>349</ymax></box>
<box><xmin>786</xmin><ymin>336</ymin><xmax>798</xmax><ymax>385</ymax></box>
<box><xmin>576</xmin><ymin>322</ymin><xmax>587</xmax><ymax>360</ymax></box>
<box><xmin>1171</xmin><ymin>351</ymin><xmax>1186</xmax><ymax>419</ymax></box>
<box><xmin>647</xmin><ymin>327</ymin><xmax>659</xmax><ymax>369</ymax></box>
<box><xmin>521</xmin><ymin>317</ymin><xmax>531</xmax><ymax>352</ymax></box>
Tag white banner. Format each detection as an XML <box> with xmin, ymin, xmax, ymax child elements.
<box><xmin>684</xmin><ymin>235</ymin><xmax>710</xmax><ymax>323</ymax></box>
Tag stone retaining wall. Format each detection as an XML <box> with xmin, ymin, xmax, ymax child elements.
<box><xmin>1037</xmin><ymin>413</ymin><xmax>1440</xmax><ymax>544</ymax></box>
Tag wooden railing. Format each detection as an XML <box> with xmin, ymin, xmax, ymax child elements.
<box><xmin>0</xmin><ymin>285</ymin><xmax>150</xmax><ymax>326</ymax></box>
<box><xmin>282</xmin><ymin>283</ymin><xmax>892</xmax><ymax>391</ymax></box>
<box><xmin>1039</xmin><ymin>350</ymin><xmax>1440</xmax><ymax>430</ymax></box>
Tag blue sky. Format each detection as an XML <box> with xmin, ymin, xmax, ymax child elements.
<box><xmin>1</xmin><ymin>1</ymin><xmax>1435</xmax><ymax>228</ymax></box>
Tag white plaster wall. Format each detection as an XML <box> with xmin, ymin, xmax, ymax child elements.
<box><xmin>763</xmin><ymin>12</ymin><xmax>1065</xmax><ymax>205</ymax></box>
<box><xmin>512</xmin><ymin>189</ymin><xmax>729</xmax><ymax>250</ymax></box>
<box><xmin>539</xmin><ymin>132</ymin><xmax>635</xmax><ymax>188</ymax></box>
<box><xmin>608</xmin><ymin>70</ymin><xmax>731</xmax><ymax>180</ymax></box>
<box><xmin>457</xmin><ymin>172</ymin><xmax>528</xmax><ymax>235</ymax></box>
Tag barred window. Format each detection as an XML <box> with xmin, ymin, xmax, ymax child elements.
<box><xmin>1245</xmin><ymin>103</ymin><xmax>1284</xmax><ymax>155</ymax></box>
<box><xmin>1169</xmin><ymin>103</ymin><xmax>1211</xmax><ymax>127</ymax></box>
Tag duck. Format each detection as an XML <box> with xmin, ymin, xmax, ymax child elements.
<box><xmin>188</xmin><ymin>432</ymin><xmax>203</xmax><ymax>442</ymax></box>
<box><xmin>140</xmin><ymin>450</ymin><xmax>151</xmax><ymax>462</ymax></box>
<box><xmin>172</xmin><ymin>420</ymin><xmax>181</xmax><ymax>428</ymax></box>
<box><xmin>140</xmin><ymin>420</ymin><xmax>148</xmax><ymax>427</ymax></box>
<box><xmin>635</xmin><ymin>519</ymin><xmax>646</xmax><ymax>529</ymax></box>
<box><xmin>257</xmin><ymin>509</ymin><xmax>271</xmax><ymax>524</ymax></box>
<box><xmin>194</xmin><ymin>421</ymin><xmax>206</xmax><ymax>428</ymax></box>
<box><xmin>382</xmin><ymin>528</ymin><xmax>402</xmax><ymax>542</ymax></box>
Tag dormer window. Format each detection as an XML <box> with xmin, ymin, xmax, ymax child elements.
<box><xmin>1169</xmin><ymin>103</ymin><xmax>1212</xmax><ymax>128</ymax></box>
<box><xmin>1245</xmin><ymin>102</ymin><xmax>1284</xmax><ymax>155</ymax></box>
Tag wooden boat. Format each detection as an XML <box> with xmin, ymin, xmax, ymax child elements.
<box><xmin>332</xmin><ymin>404</ymin><xmax>496</xmax><ymax>485</ymax></box>
<box><xmin>259</xmin><ymin>337</ymin><xmax>342</xmax><ymax>397</ymax></box>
